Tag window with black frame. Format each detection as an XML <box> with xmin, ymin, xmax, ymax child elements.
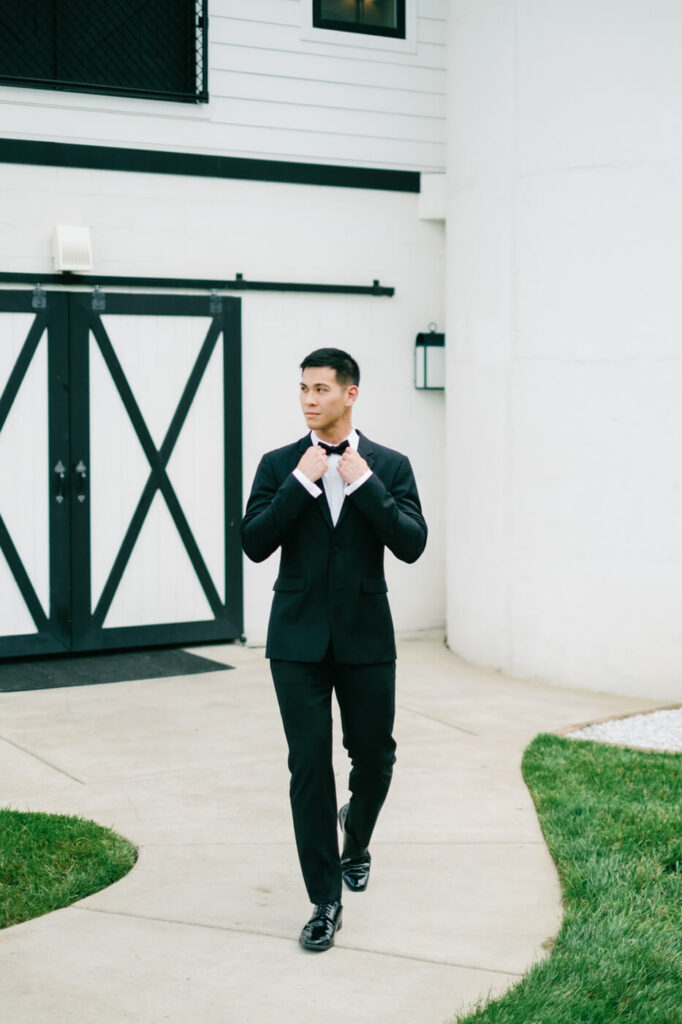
<box><xmin>0</xmin><ymin>0</ymin><xmax>207</xmax><ymax>103</ymax></box>
<box><xmin>313</xmin><ymin>0</ymin><xmax>406</xmax><ymax>39</ymax></box>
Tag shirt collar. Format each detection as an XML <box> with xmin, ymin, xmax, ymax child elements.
<box><xmin>310</xmin><ymin>429</ymin><xmax>358</xmax><ymax>450</ymax></box>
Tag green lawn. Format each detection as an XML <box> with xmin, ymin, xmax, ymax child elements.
<box><xmin>0</xmin><ymin>809</ymin><xmax>137</xmax><ymax>929</ymax></box>
<box><xmin>454</xmin><ymin>734</ymin><xmax>682</xmax><ymax>1024</ymax></box>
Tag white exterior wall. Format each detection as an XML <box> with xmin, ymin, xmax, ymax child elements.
<box><xmin>446</xmin><ymin>1</ymin><xmax>682</xmax><ymax>700</ymax></box>
<box><xmin>0</xmin><ymin>162</ymin><xmax>445</xmax><ymax>643</ymax></box>
<box><xmin>0</xmin><ymin>0</ymin><xmax>445</xmax><ymax>172</ymax></box>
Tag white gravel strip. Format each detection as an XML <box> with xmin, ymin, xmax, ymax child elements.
<box><xmin>568</xmin><ymin>707</ymin><xmax>682</xmax><ymax>751</ymax></box>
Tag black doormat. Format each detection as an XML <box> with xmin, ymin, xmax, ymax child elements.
<box><xmin>0</xmin><ymin>648</ymin><xmax>233</xmax><ymax>693</ymax></box>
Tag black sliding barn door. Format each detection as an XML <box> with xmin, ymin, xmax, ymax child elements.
<box><xmin>0</xmin><ymin>290</ymin><xmax>242</xmax><ymax>658</ymax></box>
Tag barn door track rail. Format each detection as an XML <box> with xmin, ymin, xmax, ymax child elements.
<box><xmin>0</xmin><ymin>272</ymin><xmax>394</xmax><ymax>297</ymax></box>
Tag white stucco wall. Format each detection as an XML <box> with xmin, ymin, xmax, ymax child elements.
<box><xmin>0</xmin><ymin>162</ymin><xmax>445</xmax><ymax>644</ymax></box>
<box><xmin>446</xmin><ymin>0</ymin><xmax>682</xmax><ymax>701</ymax></box>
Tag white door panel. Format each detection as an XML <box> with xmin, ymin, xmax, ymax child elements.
<box><xmin>0</xmin><ymin>548</ymin><xmax>37</xmax><ymax>636</ymax></box>
<box><xmin>102</xmin><ymin>314</ymin><xmax>210</xmax><ymax>448</ymax></box>
<box><xmin>0</xmin><ymin>314</ymin><xmax>35</xmax><ymax>383</ymax></box>
<box><xmin>91</xmin><ymin>311</ymin><xmax>224</xmax><ymax>629</ymax></box>
<box><xmin>89</xmin><ymin>332</ymin><xmax>150</xmax><ymax>612</ymax></box>
<box><xmin>0</xmin><ymin>314</ymin><xmax>49</xmax><ymax>637</ymax></box>
<box><xmin>103</xmin><ymin>490</ymin><xmax>214</xmax><ymax>628</ymax></box>
<box><xmin>167</xmin><ymin>338</ymin><xmax>226</xmax><ymax>604</ymax></box>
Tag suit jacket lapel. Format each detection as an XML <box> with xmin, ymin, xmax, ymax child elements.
<box><xmin>317</xmin><ymin>490</ymin><xmax>333</xmax><ymax>530</ymax></box>
<box><xmin>335</xmin><ymin>431</ymin><xmax>375</xmax><ymax>530</ymax></box>
<box><xmin>296</xmin><ymin>433</ymin><xmax>333</xmax><ymax>529</ymax></box>
<box><xmin>357</xmin><ymin>430</ymin><xmax>375</xmax><ymax>467</ymax></box>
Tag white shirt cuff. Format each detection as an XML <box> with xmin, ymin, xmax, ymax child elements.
<box><xmin>345</xmin><ymin>469</ymin><xmax>373</xmax><ymax>495</ymax></box>
<box><xmin>292</xmin><ymin>468</ymin><xmax>322</xmax><ymax>497</ymax></box>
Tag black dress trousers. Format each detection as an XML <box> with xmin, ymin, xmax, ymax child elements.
<box><xmin>270</xmin><ymin>648</ymin><xmax>396</xmax><ymax>905</ymax></box>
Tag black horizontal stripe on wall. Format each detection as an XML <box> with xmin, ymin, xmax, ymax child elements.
<box><xmin>0</xmin><ymin>139</ymin><xmax>421</xmax><ymax>193</ymax></box>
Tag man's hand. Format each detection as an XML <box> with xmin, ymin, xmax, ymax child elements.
<box><xmin>338</xmin><ymin>448</ymin><xmax>370</xmax><ymax>485</ymax></box>
<box><xmin>297</xmin><ymin>445</ymin><xmax>328</xmax><ymax>483</ymax></box>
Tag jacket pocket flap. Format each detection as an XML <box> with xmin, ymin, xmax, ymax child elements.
<box><xmin>273</xmin><ymin>576</ymin><xmax>306</xmax><ymax>592</ymax></box>
<box><xmin>361</xmin><ymin>577</ymin><xmax>388</xmax><ymax>594</ymax></box>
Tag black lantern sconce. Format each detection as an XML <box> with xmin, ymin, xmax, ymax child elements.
<box><xmin>415</xmin><ymin>324</ymin><xmax>445</xmax><ymax>390</ymax></box>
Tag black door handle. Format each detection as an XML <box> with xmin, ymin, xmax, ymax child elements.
<box><xmin>75</xmin><ymin>460</ymin><xmax>88</xmax><ymax>503</ymax></box>
<box><xmin>54</xmin><ymin>460</ymin><xmax>66</xmax><ymax>504</ymax></box>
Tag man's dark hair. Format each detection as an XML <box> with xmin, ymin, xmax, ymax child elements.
<box><xmin>300</xmin><ymin>348</ymin><xmax>360</xmax><ymax>387</ymax></box>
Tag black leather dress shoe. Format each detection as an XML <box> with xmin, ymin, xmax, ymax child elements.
<box><xmin>299</xmin><ymin>901</ymin><xmax>343</xmax><ymax>952</ymax></box>
<box><xmin>338</xmin><ymin>803</ymin><xmax>371</xmax><ymax>893</ymax></box>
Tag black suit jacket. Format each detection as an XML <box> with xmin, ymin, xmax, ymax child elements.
<box><xmin>241</xmin><ymin>431</ymin><xmax>427</xmax><ymax>664</ymax></box>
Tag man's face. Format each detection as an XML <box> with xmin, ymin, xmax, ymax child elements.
<box><xmin>299</xmin><ymin>366</ymin><xmax>355</xmax><ymax>434</ymax></box>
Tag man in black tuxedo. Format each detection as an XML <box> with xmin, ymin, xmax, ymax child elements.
<box><xmin>241</xmin><ymin>348</ymin><xmax>427</xmax><ymax>952</ymax></box>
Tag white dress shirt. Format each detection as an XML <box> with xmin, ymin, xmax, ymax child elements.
<box><xmin>292</xmin><ymin>429</ymin><xmax>372</xmax><ymax>526</ymax></box>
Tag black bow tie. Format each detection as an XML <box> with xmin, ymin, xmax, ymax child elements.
<box><xmin>318</xmin><ymin>440</ymin><xmax>350</xmax><ymax>457</ymax></box>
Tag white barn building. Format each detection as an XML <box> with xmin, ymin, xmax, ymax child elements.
<box><xmin>0</xmin><ymin>1</ymin><xmax>679</xmax><ymax>703</ymax></box>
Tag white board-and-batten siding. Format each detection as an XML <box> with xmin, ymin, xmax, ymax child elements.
<box><xmin>0</xmin><ymin>0</ymin><xmax>446</xmax><ymax>172</ymax></box>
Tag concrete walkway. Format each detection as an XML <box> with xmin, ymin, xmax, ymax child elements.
<box><xmin>0</xmin><ymin>638</ymin><xmax>666</xmax><ymax>1024</ymax></box>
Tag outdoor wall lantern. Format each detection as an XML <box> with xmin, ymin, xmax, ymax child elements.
<box><xmin>414</xmin><ymin>324</ymin><xmax>445</xmax><ymax>390</ymax></box>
